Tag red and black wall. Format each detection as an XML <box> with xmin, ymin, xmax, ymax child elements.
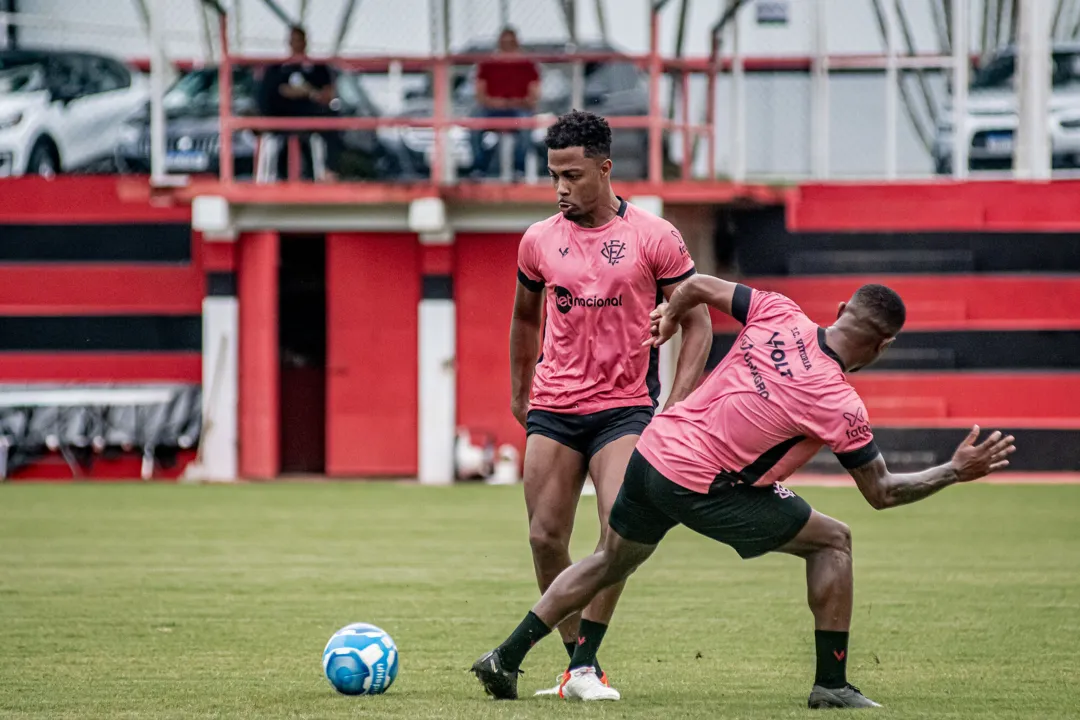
<box><xmin>709</xmin><ymin>205</ymin><xmax>1080</xmax><ymax>472</ymax></box>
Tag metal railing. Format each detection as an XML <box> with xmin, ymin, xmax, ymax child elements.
<box><xmin>136</xmin><ymin>0</ymin><xmax>1059</xmax><ymax>192</ymax></box>
<box><xmin>198</xmin><ymin>10</ymin><xmax>716</xmax><ymax>189</ymax></box>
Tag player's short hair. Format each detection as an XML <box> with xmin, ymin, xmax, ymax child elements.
<box><xmin>544</xmin><ymin>110</ymin><xmax>612</xmax><ymax>159</ymax></box>
<box><xmin>851</xmin><ymin>284</ymin><xmax>906</xmax><ymax>337</ymax></box>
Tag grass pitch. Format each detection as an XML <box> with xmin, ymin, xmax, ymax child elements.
<box><xmin>0</xmin><ymin>481</ymin><xmax>1077</xmax><ymax>719</ymax></box>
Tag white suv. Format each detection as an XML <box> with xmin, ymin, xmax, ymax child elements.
<box><xmin>0</xmin><ymin>50</ymin><xmax>147</xmax><ymax>177</ymax></box>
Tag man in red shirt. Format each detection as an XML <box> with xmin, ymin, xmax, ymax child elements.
<box><xmin>471</xmin><ymin>27</ymin><xmax>541</xmax><ymax>177</ymax></box>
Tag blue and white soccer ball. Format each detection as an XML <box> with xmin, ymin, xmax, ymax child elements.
<box><xmin>322</xmin><ymin>622</ymin><xmax>399</xmax><ymax>696</ymax></box>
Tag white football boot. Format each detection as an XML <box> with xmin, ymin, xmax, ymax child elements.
<box><xmin>558</xmin><ymin>667</ymin><xmax>621</xmax><ymax>701</ymax></box>
<box><xmin>536</xmin><ymin>667</ymin><xmax>614</xmax><ymax>697</ymax></box>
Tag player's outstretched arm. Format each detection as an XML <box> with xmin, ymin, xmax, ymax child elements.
<box><xmin>509</xmin><ymin>281</ymin><xmax>544</xmax><ymax>428</ymax></box>
<box><xmin>847</xmin><ymin>426</ymin><xmax>1016</xmax><ymax>510</ymax></box>
<box><xmin>644</xmin><ymin>274</ymin><xmax>741</xmax><ymax>348</ymax></box>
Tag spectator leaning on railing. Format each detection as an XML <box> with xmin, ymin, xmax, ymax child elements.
<box><xmin>257</xmin><ymin>25</ymin><xmax>343</xmax><ymax>180</ymax></box>
<box><xmin>471</xmin><ymin>27</ymin><xmax>541</xmax><ymax>178</ymax></box>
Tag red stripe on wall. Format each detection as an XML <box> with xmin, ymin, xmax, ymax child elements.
<box><xmin>789</xmin><ymin>180</ymin><xmax>1080</xmax><ymax>231</ymax></box>
<box><xmin>850</xmin><ymin>373</ymin><xmax>1080</xmax><ymax>423</ymax></box>
<box><xmin>0</xmin><ymin>177</ymin><xmax>190</xmax><ymax>223</ymax></box>
<box><xmin>326</xmin><ymin>233</ymin><xmax>419</xmax><ymax>476</ymax></box>
<box><xmin>0</xmin><ymin>266</ymin><xmax>204</xmax><ymax>315</ymax></box>
<box><xmin>711</xmin><ymin>276</ymin><xmax>1080</xmax><ymax>331</ymax></box>
<box><xmin>0</xmin><ymin>353</ymin><xmax>200</xmax><ymax>382</ymax></box>
<box><xmin>238</xmin><ymin>231</ymin><xmax>280</xmax><ymax>479</ymax></box>
<box><xmin>455</xmin><ymin>233</ymin><xmax>526</xmax><ymax>456</ymax></box>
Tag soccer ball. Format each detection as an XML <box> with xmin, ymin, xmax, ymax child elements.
<box><xmin>322</xmin><ymin>622</ymin><xmax>399</xmax><ymax>695</ymax></box>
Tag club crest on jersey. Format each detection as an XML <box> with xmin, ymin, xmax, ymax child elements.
<box><xmin>600</xmin><ymin>239</ymin><xmax>626</xmax><ymax>266</ymax></box>
<box><xmin>553</xmin><ymin>285</ymin><xmax>623</xmax><ymax>314</ymax></box>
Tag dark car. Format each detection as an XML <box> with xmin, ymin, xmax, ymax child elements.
<box><xmin>115</xmin><ymin>66</ymin><xmax>412</xmax><ymax>180</ymax></box>
<box><xmin>392</xmin><ymin>40</ymin><xmax>664</xmax><ymax>180</ymax></box>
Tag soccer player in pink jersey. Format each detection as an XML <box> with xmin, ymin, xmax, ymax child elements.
<box><xmin>473</xmin><ymin>274</ymin><xmax>1016</xmax><ymax>706</ymax></box>
<box><xmin>500</xmin><ymin>111</ymin><xmax>712</xmax><ymax>699</ymax></box>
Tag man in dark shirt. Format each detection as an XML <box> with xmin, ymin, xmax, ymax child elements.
<box><xmin>258</xmin><ymin>26</ymin><xmax>341</xmax><ymax>179</ymax></box>
<box><xmin>471</xmin><ymin>27</ymin><xmax>541</xmax><ymax>178</ymax></box>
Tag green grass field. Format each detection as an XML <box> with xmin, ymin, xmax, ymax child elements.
<box><xmin>0</xmin><ymin>481</ymin><xmax>1077</xmax><ymax>719</ymax></box>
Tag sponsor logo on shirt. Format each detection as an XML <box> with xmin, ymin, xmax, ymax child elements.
<box><xmin>843</xmin><ymin>407</ymin><xmax>871</xmax><ymax>440</ymax></box>
<box><xmin>764</xmin><ymin>330</ymin><xmax>795</xmax><ymax>379</ymax></box>
<box><xmin>553</xmin><ymin>285</ymin><xmax>624</xmax><ymax>314</ymax></box>
<box><xmin>600</xmin><ymin>239</ymin><xmax>627</xmax><ymax>266</ymax></box>
<box><xmin>738</xmin><ymin>336</ymin><xmax>771</xmax><ymax>399</ymax></box>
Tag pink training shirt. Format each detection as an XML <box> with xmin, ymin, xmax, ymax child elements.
<box><xmin>637</xmin><ymin>287</ymin><xmax>881</xmax><ymax>492</ymax></box>
<box><xmin>518</xmin><ymin>198</ymin><xmax>696</xmax><ymax>415</ymax></box>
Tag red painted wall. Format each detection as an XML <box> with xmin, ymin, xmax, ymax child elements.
<box><xmin>0</xmin><ymin>176</ymin><xmax>204</xmax><ymax>386</ymax></box>
<box><xmin>326</xmin><ymin>232</ymin><xmax>419</xmax><ymax>476</ymax></box>
<box><xmin>454</xmin><ymin>233</ymin><xmax>527</xmax><ymax>455</ymax></box>
<box><xmin>711</xmin><ymin>276</ymin><xmax>1080</xmax><ymax>331</ymax></box>
<box><xmin>789</xmin><ymin>180</ymin><xmax>1080</xmax><ymax>231</ymax></box>
<box><xmin>0</xmin><ymin>176</ymin><xmax>190</xmax><ymax>223</ymax></box>
<box><xmin>238</xmin><ymin>231</ymin><xmax>280</xmax><ymax>479</ymax></box>
<box><xmin>850</xmin><ymin>373</ymin><xmax>1080</xmax><ymax>425</ymax></box>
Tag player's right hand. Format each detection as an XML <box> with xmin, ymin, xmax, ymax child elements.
<box><xmin>949</xmin><ymin>425</ymin><xmax>1016</xmax><ymax>482</ymax></box>
<box><xmin>511</xmin><ymin>397</ymin><xmax>529</xmax><ymax>429</ymax></box>
<box><xmin>644</xmin><ymin>303</ymin><xmax>680</xmax><ymax>348</ymax></box>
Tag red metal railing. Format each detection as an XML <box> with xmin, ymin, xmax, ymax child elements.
<box><xmin>212</xmin><ymin>13</ymin><xmax>715</xmax><ymax>189</ymax></box>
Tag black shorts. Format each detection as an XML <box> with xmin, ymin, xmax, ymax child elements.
<box><xmin>609</xmin><ymin>450</ymin><xmax>813</xmax><ymax>559</ymax></box>
<box><xmin>526</xmin><ymin>406</ymin><xmax>653</xmax><ymax>462</ymax></box>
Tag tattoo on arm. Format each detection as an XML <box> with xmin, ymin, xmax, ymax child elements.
<box><xmin>848</xmin><ymin>455</ymin><xmax>959</xmax><ymax>510</ymax></box>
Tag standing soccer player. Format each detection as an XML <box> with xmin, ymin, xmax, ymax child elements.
<box><xmin>506</xmin><ymin>110</ymin><xmax>712</xmax><ymax>699</ymax></box>
<box><xmin>474</xmin><ymin>276</ymin><xmax>1016</xmax><ymax>706</ymax></box>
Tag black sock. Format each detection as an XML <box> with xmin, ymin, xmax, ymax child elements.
<box><xmin>814</xmin><ymin>630</ymin><xmax>849</xmax><ymax>689</ymax></box>
<box><xmin>565</xmin><ymin>640</ymin><xmax>603</xmax><ymax>675</ymax></box>
<box><xmin>496</xmin><ymin>611</ymin><xmax>551</xmax><ymax>672</ymax></box>
<box><xmin>569</xmin><ymin>619</ymin><xmax>608</xmax><ymax>672</ymax></box>
<box><xmin>564</xmin><ymin>641</ymin><xmax>577</xmax><ymax>661</ymax></box>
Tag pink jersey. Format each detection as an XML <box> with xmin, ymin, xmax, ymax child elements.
<box><xmin>637</xmin><ymin>287</ymin><xmax>880</xmax><ymax>492</ymax></box>
<box><xmin>517</xmin><ymin>198</ymin><xmax>696</xmax><ymax>415</ymax></box>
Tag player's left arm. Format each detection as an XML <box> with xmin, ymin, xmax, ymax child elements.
<box><xmin>649</xmin><ymin>226</ymin><xmax>711</xmax><ymax>409</ymax></box>
<box><xmin>659</xmin><ymin>279</ymin><xmax>712</xmax><ymax>409</ymax></box>
<box><xmin>846</xmin><ymin>426</ymin><xmax>1015</xmax><ymax>510</ymax></box>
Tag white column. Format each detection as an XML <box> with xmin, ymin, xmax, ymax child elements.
<box><xmin>951</xmin><ymin>0</ymin><xmax>970</xmax><ymax>179</ymax></box>
<box><xmin>412</xmin><ymin>197</ymin><xmax>456</xmax><ymax>486</ymax></box>
<box><xmin>187</xmin><ymin>199</ymin><xmax>239</xmax><ymax>482</ymax></box>
<box><xmin>729</xmin><ymin>1</ymin><xmax>747</xmax><ymax>182</ymax></box>
<box><xmin>197</xmin><ymin>295</ymin><xmax>239</xmax><ymax>480</ymax></box>
<box><xmin>810</xmin><ymin>0</ymin><xmax>830</xmax><ymax>179</ymax></box>
<box><xmin>148</xmin><ymin>0</ymin><xmax>168</xmax><ymax>185</ymax></box>
<box><xmin>884</xmin><ymin>0</ymin><xmax>899</xmax><ymax>179</ymax></box>
<box><xmin>418</xmin><ymin>292</ymin><xmax>455</xmax><ymax>485</ymax></box>
<box><xmin>1015</xmin><ymin>0</ymin><xmax>1052</xmax><ymax>180</ymax></box>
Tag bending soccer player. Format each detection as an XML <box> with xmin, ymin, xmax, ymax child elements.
<box><xmin>473</xmin><ymin>276</ymin><xmax>1016</xmax><ymax>707</ymax></box>
<box><xmin>506</xmin><ymin>110</ymin><xmax>712</xmax><ymax>700</ymax></box>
